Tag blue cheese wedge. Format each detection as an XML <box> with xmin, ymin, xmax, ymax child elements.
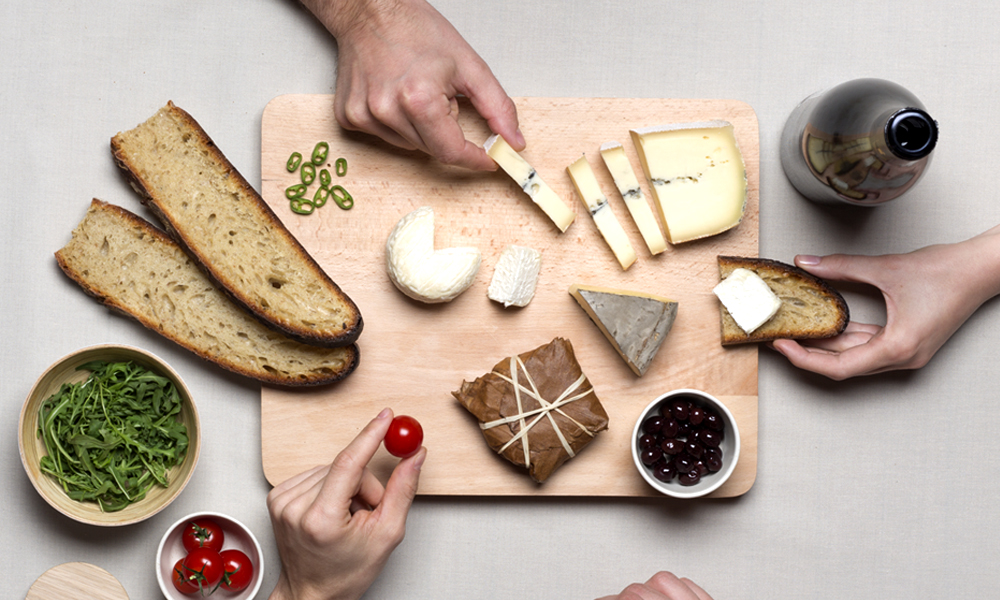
<box><xmin>599</xmin><ymin>141</ymin><xmax>667</xmax><ymax>255</ymax></box>
<box><xmin>569</xmin><ymin>284</ymin><xmax>678</xmax><ymax>376</ymax></box>
<box><xmin>629</xmin><ymin>121</ymin><xmax>747</xmax><ymax>244</ymax></box>
<box><xmin>488</xmin><ymin>245</ymin><xmax>541</xmax><ymax>308</ymax></box>
<box><xmin>484</xmin><ymin>134</ymin><xmax>576</xmax><ymax>232</ymax></box>
<box><xmin>566</xmin><ymin>154</ymin><xmax>636</xmax><ymax>270</ymax></box>
<box><xmin>712</xmin><ymin>267</ymin><xmax>780</xmax><ymax>334</ymax></box>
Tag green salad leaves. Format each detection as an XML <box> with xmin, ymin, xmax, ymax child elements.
<box><xmin>37</xmin><ymin>360</ymin><xmax>189</xmax><ymax>512</ymax></box>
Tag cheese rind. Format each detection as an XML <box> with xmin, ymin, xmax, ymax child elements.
<box><xmin>712</xmin><ymin>267</ymin><xmax>780</xmax><ymax>334</ymax></box>
<box><xmin>599</xmin><ymin>141</ymin><xmax>667</xmax><ymax>255</ymax></box>
<box><xmin>385</xmin><ymin>206</ymin><xmax>482</xmax><ymax>303</ymax></box>
<box><xmin>569</xmin><ymin>283</ymin><xmax>678</xmax><ymax>376</ymax></box>
<box><xmin>566</xmin><ymin>154</ymin><xmax>636</xmax><ymax>270</ymax></box>
<box><xmin>629</xmin><ymin>121</ymin><xmax>747</xmax><ymax>244</ymax></box>
<box><xmin>487</xmin><ymin>245</ymin><xmax>542</xmax><ymax>308</ymax></box>
<box><xmin>484</xmin><ymin>134</ymin><xmax>575</xmax><ymax>232</ymax></box>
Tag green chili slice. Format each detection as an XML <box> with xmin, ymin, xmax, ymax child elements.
<box><xmin>331</xmin><ymin>184</ymin><xmax>354</xmax><ymax>210</ymax></box>
<box><xmin>313</xmin><ymin>185</ymin><xmax>330</xmax><ymax>208</ymax></box>
<box><xmin>312</xmin><ymin>141</ymin><xmax>330</xmax><ymax>165</ymax></box>
<box><xmin>286</xmin><ymin>152</ymin><xmax>302</xmax><ymax>172</ymax></box>
<box><xmin>319</xmin><ymin>169</ymin><xmax>332</xmax><ymax>188</ymax></box>
<box><xmin>290</xmin><ymin>197</ymin><xmax>316</xmax><ymax>215</ymax></box>
<box><xmin>300</xmin><ymin>163</ymin><xmax>316</xmax><ymax>186</ymax></box>
<box><xmin>335</xmin><ymin>157</ymin><xmax>348</xmax><ymax>177</ymax></box>
<box><xmin>285</xmin><ymin>184</ymin><xmax>307</xmax><ymax>199</ymax></box>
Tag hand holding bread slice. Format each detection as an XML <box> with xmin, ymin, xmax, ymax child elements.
<box><xmin>715</xmin><ymin>255</ymin><xmax>849</xmax><ymax>345</ymax></box>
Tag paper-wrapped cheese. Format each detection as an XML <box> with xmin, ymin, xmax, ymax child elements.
<box><xmin>452</xmin><ymin>338</ymin><xmax>609</xmax><ymax>483</ymax></box>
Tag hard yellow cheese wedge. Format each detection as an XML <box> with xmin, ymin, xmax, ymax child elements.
<box><xmin>569</xmin><ymin>283</ymin><xmax>678</xmax><ymax>376</ymax></box>
<box><xmin>629</xmin><ymin>121</ymin><xmax>747</xmax><ymax>244</ymax></box>
<box><xmin>599</xmin><ymin>142</ymin><xmax>667</xmax><ymax>255</ymax></box>
<box><xmin>484</xmin><ymin>134</ymin><xmax>575</xmax><ymax>232</ymax></box>
<box><xmin>566</xmin><ymin>154</ymin><xmax>636</xmax><ymax>270</ymax></box>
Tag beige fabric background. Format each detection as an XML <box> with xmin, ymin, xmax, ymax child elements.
<box><xmin>3</xmin><ymin>1</ymin><xmax>998</xmax><ymax>597</ymax></box>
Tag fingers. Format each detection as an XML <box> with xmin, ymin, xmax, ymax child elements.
<box><xmin>771</xmin><ymin>336</ymin><xmax>896</xmax><ymax>380</ymax></box>
<box><xmin>372</xmin><ymin>446</ymin><xmax>425</xmax><ymax>538</ymax></box>
<box><xmin>643</xmin><ymin>572</ymin><xmax>710</xmax><ymax>599</ymax></box>
<box><xmin>319</xmin><ymin>408</ymin><xmax>395</xmax><ymax>505</ymax></box>
<box><xmin>794</xmin><ymin>254</ymin><xmax>884</xmax><ymax>288</ymax></box>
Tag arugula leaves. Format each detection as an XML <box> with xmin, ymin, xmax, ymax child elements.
<box><xmin>37</xmin><ymin>360</ymin><xmax>189</xmax><ymax>512</ymax></box>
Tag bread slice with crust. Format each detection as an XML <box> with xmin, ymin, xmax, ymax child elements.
<box><xmin>110</xmin><ymin>101</ymin><xmax>362</xmax><ymax>347</ymax></box>
<box><xmin>717</xmin><ymin>255</ymin><xmax>849</xmax><ymax>345</ymax></box>
<box><xmin>56</xmin><ymin>199</ymin><xmax>359</xmax><ymax>386</ymax></box>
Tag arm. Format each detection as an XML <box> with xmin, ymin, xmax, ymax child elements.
<box><xmin>771</xmin><ymin>224</ymin><xmax>1000</xmax><ymax>380</ymax></box>
<box><xmin>267</xmin><ymin>408</ymin><xmax>426</xmax><ymax>600</ymax></box>
<box><xmin>300</xmin><ymin>0</ymin><xmax>523</xmax><ymax>170</ymax></box>
<box><xmin>594</xmin><ymin>572</ymin><xmax>714</xmax><ymax>600</ymax></box>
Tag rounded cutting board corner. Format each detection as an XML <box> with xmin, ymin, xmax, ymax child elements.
<box><xmin>26</xmin><ymin>562</ymin><xmax>129</xmax><ymax>600</ymax></box>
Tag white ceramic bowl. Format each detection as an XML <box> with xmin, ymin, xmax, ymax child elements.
<box><xmin>18</xmin><ymin>344</ymin><xmax>200</xmax><ymax>526</ymax></box>
<box><xmin>156</xmin><ymin>511</ymin><xmax>265</xmax><ymax>600</ymax></box>
<box><xmin>631</xmin><ymin>389</ymin><xmax>740</xmax><ymax>499</ymax></box>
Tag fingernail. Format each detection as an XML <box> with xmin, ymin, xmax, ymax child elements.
<box><xmin>377</xmin><ymin>407</ymin><xmax>391</xmax><ymax>420</ymax></box>
<box><xmin>514</xmin><ymin>128</ymin><xmax>526</xmax><ymax>149</ymax></box>
<box><xmin>412</xmin><ymin>448</ymin><xmax>427</xmax><ymax>470</ymax></box>
<box><xmin>796</xmin><ymin>255</ymin><xmax>821</xmax><ymax>266</ymax></box>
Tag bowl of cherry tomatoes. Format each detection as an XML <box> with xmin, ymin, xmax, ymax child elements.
<box><xmin>156</xmin><ymin>512</ymin><xmax>263</xmax><ymax>599</ymax></box>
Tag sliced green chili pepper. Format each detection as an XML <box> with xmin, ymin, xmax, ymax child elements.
<box><xmin>287</xmin><ymin>152</ymin><xmax>302</xmax><ymax>172</ymax></box>
<box><xmin>331</xmin><ymin>184</ymin><xmax>354</xmax><ymax>210</ymax></box>
<box><xmin>300</xmin><ymin>163</ymin><xmax>316</xmax><ymax>186</ymax></box>
<box><xmin>313</xmin><ymin>185</ymin><xmax>330</xmax><ymax>208</ymax></box>
<box><xmin>290</xmin><ymin>197</ymin><xmax>315</xmax><ymax>215</ymax></box>
<box><xmin>319</xmin><ymin>168</ymin><xmax>332</xmax><ymax>188</ymax></box>
<box><xmin>335</xmin><ymin>157</ymin><xmax>348</xmax><ymax>177</ymax></box>
<box><xmin>312</xmin><ymin>141</ymin><xmax>330</xmax><ymax>165</ymax></box>
<box><xmin>285</xmin><ymin>184</ymin><xmax>307</xmax><ymax>199</ymax></box>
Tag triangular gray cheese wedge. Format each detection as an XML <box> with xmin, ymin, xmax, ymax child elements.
<box><xmin>569</xmin><ymin>284</ymin><xmax>678</xmax><ymax>376</ymax></box>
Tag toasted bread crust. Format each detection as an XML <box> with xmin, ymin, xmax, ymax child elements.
<box><xmin>110</xmin><ymin>101</ymin><xmax>362</xmax><ymax>347</ymax></box>
<box><xmin>717</xmin><ymin>255</ymin><xmax>849</xmax><ymax>345</ymax></box>
<box><xmin>56</xmin><ymin>199</ymin><xmax>359</xmax><ymax>386</ymax></box>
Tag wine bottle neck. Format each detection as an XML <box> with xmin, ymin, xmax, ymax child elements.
<box><xmin>881</xmin><ymin>108</ymin><xmax>938</xmax><ymax>160</ymax></box>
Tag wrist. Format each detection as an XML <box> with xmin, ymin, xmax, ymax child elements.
<box><xmin>301</xmin><ymin>0</ymin><xmax>407</xmax><ymax>40</ymax></box>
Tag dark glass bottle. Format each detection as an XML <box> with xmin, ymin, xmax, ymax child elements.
<box><xmin>780</xmin><ymin>78</ymin><xmax>938</xmax><ymax>206</ymax></box>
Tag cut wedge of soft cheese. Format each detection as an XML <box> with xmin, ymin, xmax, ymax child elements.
<box><xmin>386</xmin><ymin>206</ymin><xmax>481</xmax><ymax>303</ymax></box>
<box><xmin>484</xmin><ymin>134</ymin><xmax>575</xmax><ymax>232</ymax></box>
<box><xmin>569</xmin><ymin>284</ymin><xmax>678</xmax><ymax>376</ymax></box>
<box><xmin>487</xmin><ymin>245</ymin><xmax>541</xmax><ymax>308</ymax></box>
<box><xmin>630</xmin><ymin>121</ymin><xmax>747</xmax><ymax>244</ymax></box>
<box><xmin>712</xmin><ymin>267</ymin><xmax>780</xmax><ymax>334</ymax></box>
<box><xmin>566</xmin><ymin>154</ymin><xmax>636</xmax><ymax>270</ymax></box>
<box><xmin>599</xmin><ymin>142</ymin><xmax>667</xmax><ymax>255</ymax></box>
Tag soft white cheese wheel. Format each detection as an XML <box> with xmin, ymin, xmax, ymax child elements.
<box><xmin>487</xmin><ymin>245</ymin><xmax>541</xmax><ymax>307</ymax></box>
<box><xmin>386</xmin><ymin>206</ymin><xmax>481</xmax><ymax>303</ymax></box>
<box><xmin>712</xmin><ymin>267</ymin><xmax>781</xmax><ymax>334</ymax></box>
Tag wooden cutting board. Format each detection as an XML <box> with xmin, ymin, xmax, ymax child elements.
<box><xmin>260</xmin><ymin>95</ymin><xmax>759</xmax><ymax>497</ymax></box>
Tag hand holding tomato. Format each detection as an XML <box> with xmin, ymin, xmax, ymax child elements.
<box><xmin>266</xmin><ymin>408</ymin><xmax>426</xmax><ymax>600</ymax></box>
<box><xmin>384</xmin><ymin>415</ymin><xmax>423</xmax><ymax>458</ymax></box>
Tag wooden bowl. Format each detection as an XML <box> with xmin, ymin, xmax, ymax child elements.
<box><xmin>18</xmin><ymin>344</ymin><xmax>201</xmax><ymax>526</ymax></box>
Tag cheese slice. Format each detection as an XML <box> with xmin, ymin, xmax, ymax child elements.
<box><xmin>569</xmin><ymin>283</ymin><xmax>678</xmax><ymax>376</ymax></box>
<box><xmin>630</xmin><ymin>121</ymin><xmax>747</xmax><ymax>244</ymax></box>
<box><xmin>566</xmin><ymin>154</ymin><xmax>637</xmax><ymax>270</ymax></box>
<box><xmin>712</xmin><ymin>267</ymin><xmax>780</xmax><ymax>334</ymax></box>
<box><xmin>599</xmin><ymin>141</ymin><xmax>667</xmax><ymax>255</ymax></box>
<box><xmin>484</xmin><ymin>134</ymin><xmax>575</xmax><ymax>232</ymax></box>
<box><xmin>488</xmin><ymin>245</ymin><xmax>541</xmax><ymax>308</ymax></box>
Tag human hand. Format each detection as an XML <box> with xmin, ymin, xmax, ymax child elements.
<box><xmin>266</xmin><ymin>408</ymin><xmax>426</xmax><ymax>600</ymax></box>
<box><xmin>771</xmin><ymin>227</ymin><xmax>1000</xmax><ymax>379</ymax></box>
<box><xmin>302</xmin><ymin>0</ymin><xmax>522</xmax><ymax>170</ymax></box>
<box><xmin>595</xmin><ymin>571</ymin><xmax>714</xmax><ymax>600</ymax></box>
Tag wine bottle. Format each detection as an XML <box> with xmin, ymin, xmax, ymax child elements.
<box><xmin>780</xmin><ymin>78</ymin><xmax>938</xmax><ymax>206</ymax></box>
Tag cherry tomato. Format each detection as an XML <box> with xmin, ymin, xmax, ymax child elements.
<box><xmin>182</xmin><ymin>547</ymin><xmax>225</xmax><ymax>592</ymax></box>
<box><xmin>182</xmin><ymin>518</ymin><xmax>225</xmax><ymax>553</ymax></box>
<box><xmin>171</xmin><ymin>557</ymin><xmax>199</xmax><ymax>594</ymax></box>
<box><xmin>220</xmin><ymin>548</ymin><xmax>255</xmax><ymax>592</ymax></box>
<box><xmin>384</xmin><ymin>415</ymin><xmax>423</xmax><ymax>458</ymax></box>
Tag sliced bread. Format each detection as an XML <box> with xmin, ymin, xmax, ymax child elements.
<box><xmin>56</xmin><ymin>199</ymin><xmax>359</xmax><ymax>386</ymax></box>
<box><xmin>110</xmin><ymin>101</ymin><xmax>362</xmax><ymax>347</ymax></box>
<box><xmin>717</xmin><ymin>255</ymin><xmax>849</xmax><ymax>345</ymax></box>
